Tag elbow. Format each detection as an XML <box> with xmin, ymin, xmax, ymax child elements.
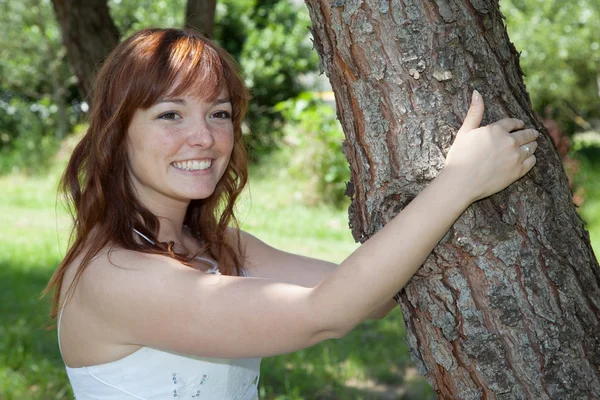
<box><xmin>305</xmin><ymin>288</ymin><xmax>359</xmax><ymax>343</ymax></box>
<box><xmin>330</xmin><ymin>323</ymin><xmax>355</xmax><ymax>339</ymax></box>
<box><xmin>368</xmin><ymin>308</ymin><xmax>392</xmax><ymax>320</ymax></box>
<box><xmin>367</xmin><ymin>300</ymin><xmax>398</xmax><ymax>320</ymax></box>
<box><xmin>313</xmin><ymin>324</ymin><xmax>353</xmax><ymax>342</ymax></box>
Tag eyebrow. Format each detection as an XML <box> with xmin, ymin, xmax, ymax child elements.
<box><xmin>157</xmin><ymin>97</ymin><xmax>231</xmax><ymax>105</ymax></box>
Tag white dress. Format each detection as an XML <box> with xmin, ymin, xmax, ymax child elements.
<box><xmin>58</xmin><ymin>234</ymin><xmax>261</xmax><ymax>399</ymax></box>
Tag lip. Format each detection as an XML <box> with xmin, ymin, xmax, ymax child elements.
<box><xmin>171</xmin><ymin>157</ymin><xmax>213</xmax><ymax>163</ymax></box>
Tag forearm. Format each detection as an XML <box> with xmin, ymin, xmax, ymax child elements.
<box><xmin>311</xmin><ymin>169</ymin><xmax>473</xmax><ymax>336</ymax></box>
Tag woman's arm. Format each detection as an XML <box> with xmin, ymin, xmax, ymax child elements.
<box><xmin>239</xmin><ymin>230</ymin><xmax>398</xmax><ymax>319</ymax></box>
<box><xmin>73</xmin><ymin>93</ymin><xmax>538</xmax><ymax>359</ymax></box>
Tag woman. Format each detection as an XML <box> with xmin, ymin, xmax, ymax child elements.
<box><xmin>45</xmin><ymin>28</ymin><xmax>539</xmax><ymax>399</ymax></box>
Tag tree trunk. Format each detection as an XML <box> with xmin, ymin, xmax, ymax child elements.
<box><xmin>51</xmin><ymin>0</ymin><xmax>119</xmax><ymax>99</ymax></box>
<box><xmin>185</xmin><ymin>0</ymin><xmax>217</xmax><ymax>38</ymax></box>
<box><xmin>304</xmin><ymin>1</ymin><xmax>600</xmax><ymax>398</ymax></box>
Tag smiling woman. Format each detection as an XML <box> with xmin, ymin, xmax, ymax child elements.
<box><xmin>43</xmin><ymin>28</ymin><xmax>539</xmax><ymax>400</ymax></box>
<box><xmin>126</xmin><ymin>89</ymin><xmax>235</xmax><ymax>204</ymax></box>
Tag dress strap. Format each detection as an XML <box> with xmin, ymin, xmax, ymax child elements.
<box><xmin>132</xmin><ymin>229</ymin><xmax>223</xmax><ymax>275</ymax></box>
<box><xmin>57</xmin><ymin>304</ymin><xmax>66</xmax><ymax>358</ymax></box>
<box><xmin>133</xmin><ymin>228</ymin><xmax>155</xmax><ymax>245</ymax></box>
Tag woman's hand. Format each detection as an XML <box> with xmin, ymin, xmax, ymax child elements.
<box><xmin>444</xmin><ymin>90</ymin><xmax>539</xmax><ymax>202</ymax></box>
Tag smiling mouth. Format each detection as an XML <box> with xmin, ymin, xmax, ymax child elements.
<box><xmin>172</xmin><ymin>160</ymin><xmax>212</xmax><ymax>171</ymax></box>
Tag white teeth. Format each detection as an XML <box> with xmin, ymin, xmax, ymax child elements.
<box><xmin>172</xmin><ymin>160</ymin><xmax>212</xmax><ymax>171</ymax></box>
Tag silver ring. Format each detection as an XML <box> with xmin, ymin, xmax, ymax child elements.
<box><xmin>523</xmin><ymin>145</ymin><xmax>530</xmax><ymax>156</ymax></box>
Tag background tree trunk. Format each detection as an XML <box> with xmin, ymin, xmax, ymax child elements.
<box><xmin>304</xmin><ymin>0</ymin><xmax>600</xmax><ymax>398</ymax></box>
<box><xmin>51</xmin><ymin>0</ymin><xmax>119</xmax><ymax>99</ymax></box>
<box><xmin>185</xmin><ymin>0</ymin><xmax>217</xmax><ymax>38</ymax></box>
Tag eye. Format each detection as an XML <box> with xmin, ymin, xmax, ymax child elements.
<box><xmin>212</xmin><ymin>111</ymin><xmax>231</xmax><ymax>120</ymax></box>
<box><xmin>158</xmin><ymin>112</ymin><xmax>181</xmax><ymax>121</ymax></box>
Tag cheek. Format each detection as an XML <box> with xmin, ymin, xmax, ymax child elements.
<box><xmin>126</xmin><ymin>128</ymin><xmax>173</xmax><ymax>178</ymax></box>
<box><xmin>133</xmin><ymin>127</ymin><xmax>184</xmax><ymax>160</ymax></box>
<box><xmin>155</xmin><ymin>128</ymin><xmax>184</xmax><ymax>152</ymax></box>
<box><xmin>225</xmin><ymin>134</ymin><xmax>235</xmax><ymax>155</ymax></box>
<box><xmin>215</xmin><ymin>126</ymin><xmax>235</xmax><ymax>153</ymax></box>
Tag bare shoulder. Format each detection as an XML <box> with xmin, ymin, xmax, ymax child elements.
<box><xmin>74</xmin><ymin>248</ymin><xmax>199</xmax><ymax>319</ymax></box>
<box><xmin>58</xmin><ymin>247</ymin><xmax>194</xmax><ymax>366</ymax></box>
<box><xmin>79</xmin><ymin>247</ymin><xmax>183</xmax><ymax>282</ymax></box>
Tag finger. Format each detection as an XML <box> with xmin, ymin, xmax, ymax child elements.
<box><xmin>520</xmin><ymin>155</ymin><xmax>537</xmax><ymax>178</ymax></box>
<box><xmin>493</xmin><ymin>118</ymin><xmax>525</xmax><ymax>133</ymax></box>
<box><xmin>520</xmin><ymin>141</ymin><xmax>538</xmax><ymax>161</ymax></box>
<box><xmin>457</xmin><ymin>90</ymin><xmax>485</xmax><ymax>134</ymax></box>
<box><xmin>512</xmin><ymin>129</ymin><xmax>540</xmax><ymax>146</ymax></box>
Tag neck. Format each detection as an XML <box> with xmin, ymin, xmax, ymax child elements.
<box><xmin>137</xmin><ymin>196</ymin><xmax>190</xmax><ymax>246</ymax></box>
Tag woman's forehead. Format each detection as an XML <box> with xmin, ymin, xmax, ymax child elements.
<box><xmin>162</xmin><ymin>74</ymin><xmax>229</xmax><ymax>101</ymax></box>
<box><xmin>161</xmin><ymin>84</ymin><xmax>230</xmax><ymax>104</ymax></box>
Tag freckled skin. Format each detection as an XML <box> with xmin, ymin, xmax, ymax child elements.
<box><xmin>126</xmin><ymin>88</ymin><xmax>234</xmax><ymax>210</ymax></box>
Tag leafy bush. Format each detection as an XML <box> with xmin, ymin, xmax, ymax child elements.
<box><xmin>0</xmin><ymin>0</ymin><xmax>79</xmax><ymax>175</ymax></box>
<box><xmin>238</xmin><ymin>0</ymin><xmax>320</xmax><ymax>159</ymax></box>
<box><xmin>0</xmin><ymin>97</ymin><xmax>60</xmax><ymax>174</ymax></box>
<box><xmin>502</xmin><ymin>0</ymin><xmax>600</xmax><ymax>134</ymax></box>
<box><xmin>274</xmin><ymin>93</ymin><xmax>350</xmax><ymax>208</ymax></box>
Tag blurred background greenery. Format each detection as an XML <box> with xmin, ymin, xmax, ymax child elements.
<box><xmin>0</xmin><ymin>0</ymin><xmax>598</xmax><ymax>398</ymax></box>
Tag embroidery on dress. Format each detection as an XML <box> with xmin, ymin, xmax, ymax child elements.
<box><xmin>172</xmin><ymin>372</ymin><xmax>208</xmax><ymax>398</ymax></box>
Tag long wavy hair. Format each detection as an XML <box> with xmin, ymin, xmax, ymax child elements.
<box><xmin>44</xmin><ymin>28</ymin><xmax>250</xmax><ymax>321</ymax></box>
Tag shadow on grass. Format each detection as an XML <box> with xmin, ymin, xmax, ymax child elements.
<box><xmin>260</xmin><ymin>312</ymin><xmax>436</xmax><ymax>400</ymax></box>
<box><xmin>0</xmin><ymin>259</ymin><xmax>72</xmax><ymax>399</ymax></box>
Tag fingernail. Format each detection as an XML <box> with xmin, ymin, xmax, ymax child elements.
<box><xmin>534</xmin><ymin>130</ymin><xmax>540</xmax><ymax>138</ymax></box>
<box><xmin>472</xmin><ymin>90</ymin><xmax>481</xmax><ymax>104</ymax></box>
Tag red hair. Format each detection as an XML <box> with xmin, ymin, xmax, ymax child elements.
<box><xmin>44</xmin><ymin>28</ymin><xmax>250</xmax><ymax>320</ymax></box>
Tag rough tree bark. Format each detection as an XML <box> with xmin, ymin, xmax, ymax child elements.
<box><xmin>51</xmin><ymin>0</ymin><xmax>120</xmax><ymax>99</ymax></box>
<box><xmin>185</xmin><ymin>0</ymin><xmax>217</xmax><ymax>38</ymax></box>
<box><xmin>305</xmin><ymin>0</ymin><xmax>600</xmax><ymax>398</ymax></box>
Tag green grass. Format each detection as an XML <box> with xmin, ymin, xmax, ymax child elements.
<box><xmin>0</xmin><ymin>160</ymin><xmax>430</xmax><ymax>400</ymax></box>
<box><xmin>574</xmin><ymin>149</ymin><xmax>600</xmax><ymax>255</ymax></box>
<box><xmin>2</xmin><ymin>148</ymin><xmax>599</xmax><ymax>400</ymax></box>
<box><xmin>0</xmin><ymin>164</ymin><xmax>72</xmax><ymax>399</ymax></box>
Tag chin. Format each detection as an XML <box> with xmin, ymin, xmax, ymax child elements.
<box><xmin>184</xmin><ymin>188</ymin><xmax>219</xmax><ymax>201</ymax></box>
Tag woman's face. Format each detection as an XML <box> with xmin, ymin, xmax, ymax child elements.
<box><xmin>126</xmin><ymin>86</ymin><xmax>234</xmax><ymax>208</ymax></box>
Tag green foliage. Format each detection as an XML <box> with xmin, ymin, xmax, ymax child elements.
<box><xmin>501</xmin><ymin>0</ymin><xmax>600</xmax><ymax>133</ymax></box>
<box><xmin>108</xmin><ymin>0</ymin><xmax>184</xmax><ymax>36</ymax></box>
<box><xmin>240</xmin><ymin>1</ymin><xmax>317</xmax><ymax>106</ymax></box>
<box><xmin>0</xmin><ymin>0</ymin><xmax>69</xmax><ymax>97</ymax></box>
<box><xmin>0</xmin><ymin>97</ymin><xmax>60</xmax><ymax>174</ymax></box>
<box><xmin>0</xmin><ymin>0</ymin><xmax>79</xmax><ymax>174</ymax></box>
<box><xmin>573</xmin><ymin>130</ymin><xmax>600</xmax><ymax>154</ymax></box>
<box><xmin>274</xmin><ymin>93</ymin><xmax>350</xmax><ymax>208</ymax></box>
<box><xmin>572</xmin><ymin>139</ymin><xmax>600</xmax><ymax>253</ymax></box>
<box><xmin>214</xmin><ymin>0</ymin><xmax>255</xmax><ymax>60</ymax></box>
<box><xmin>237</xmin><ymin>1</ymin><xmax>320</xmax><ymax>158</ymax></box>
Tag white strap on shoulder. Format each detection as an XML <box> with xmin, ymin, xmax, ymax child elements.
<box><xmin>57</xmin><ymin>305</ymin><xmax>66</xmax><ymax>357</ymax></box>
<box><xmin>132</xmin><ymin>228</ymin><xmax>155</xmax><ymax>245</ymax></box>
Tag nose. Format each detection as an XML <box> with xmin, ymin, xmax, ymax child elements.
<box><xmin>187</xmin><ymin>120</ymin><xmax>215</xmax><ymax>148</ymax></box>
